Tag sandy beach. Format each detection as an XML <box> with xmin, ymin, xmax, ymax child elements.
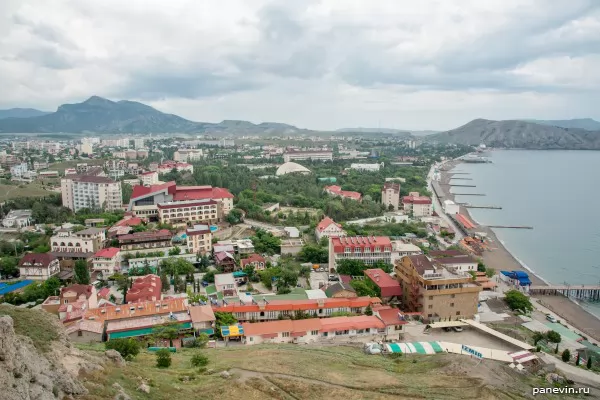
<box><xmin>437</xmin><ymin>160</ymin><xmax>600</xmax><ymax>342</ymax></box>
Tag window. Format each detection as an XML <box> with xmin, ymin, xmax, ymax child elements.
<box><xmin>78</xmin><ymin>330</ymin><xmax>83</xmax><ymax>337</ymax></box>
<box><xmin>456</xmin><ymin>311</ymin><xmax>460</xmax><ymax>316</ymax></box>
<box><xmin>249</xmin><ymin>337</ymin><xmax>253</xmax><ymax>342</ymax></box>
<box><xmin>427</xmin><ymin>314</ymin><xmax>432</xmax><ymax>318</ymax></box>
<box><xmin>344</xmin><ymin>247</ymin><xmax>350</xmax><ymax>253</ymax></box>
<box><xmin>428</xmin><ymin>296</ymin><xmax>433</xmax><ymax>300</ymax></box>
<box><xmin>375</xmin><ymin>247</ymin><xmax>381</xmax><ymax>253</ymax></box>
<box><xmin>428</xmin><ymin>305</ymin><xmax>433</xmax><ymax>309</ymax></box>
<box><xmin>450</xmin><ymin>303</ymin><xmax>455</xmax><ymax>307</ymax></box>
<box><xmin>310</xmin><ymin>330</ymin><xmax>319</xmax><ymax>335</ymax></box>
<box><xmin>451</xmin><ymin>294</ymin><xmax>455</xmax><ymax>298</ymax></box>
<box><xmin>282</xmin><ymin>332</ymin><xmax>290</xmax><ymax>337</ymax></box>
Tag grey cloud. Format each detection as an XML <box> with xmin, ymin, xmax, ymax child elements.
<box><xmin>14</xmin><ymin>45</ymin><xmax>74</xmax><ymax>70</ymax></box>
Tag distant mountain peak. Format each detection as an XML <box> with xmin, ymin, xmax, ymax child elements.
<box><xmin>82</xmin><ymin>96</ymin><xmax>114</xmax><ymax>106</ymax></box>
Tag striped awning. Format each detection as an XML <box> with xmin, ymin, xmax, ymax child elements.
<box><xmin>221</xmin><ymin>324</ymin><xmax>244</xmax><ymax>337</ymax></box>
<box><xmin>385</xmin><ymin>341</ymin><xmax>445</xmax><ymax>355</ymax></box>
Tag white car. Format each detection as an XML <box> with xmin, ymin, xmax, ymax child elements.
<box><xmin>546</xmin><ymin>314</ymin><xmax>558</xmax><ymax>323</ymax></box>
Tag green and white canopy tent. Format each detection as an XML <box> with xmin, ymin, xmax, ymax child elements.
<box><xmin>385</xmin><ymin>341</ymin><xmax>445</xmax><ymax>355</ymax></box>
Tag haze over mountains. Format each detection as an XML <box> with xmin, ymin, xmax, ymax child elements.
<box><xmin>0</xmin><ymin>96</ymin><xmax>599</xmax><ymax>149</ymax></box>
<box><xmin>0</xmin><ymin>96</ymin><xmax>305</xmax><ymax>135</ymax></box>
<box><xmin>427</xmin><ymin>119</ymin><xmax>600</xmax><ymax>150</ymax></box>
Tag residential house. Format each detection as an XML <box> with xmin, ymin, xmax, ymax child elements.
<box><xmin>125</xmin><ymin>274</ymin><xmax>162</xmax><ymax>303</ymax></box>
<box><xmin>240</xmin><ymin>254</ymin><xmax>266</xmax><ymax>271</ymax></box>
<box><xmin>373</xmin><ymin>307</ymin><xmax>407</xmax><ymax>341</ymax></box>
<box><xmin>189</xmin><ymin>305</ymin><xmax>216</xmax><ymax>335</ymax></box>
<box><xmin>2</xmin><ymin>209</ymin><xmax>33</xmax><ymax>228</ymax></box>
<box><xmin>118</xmin><ymin>229</ymin><xmax>172</xmax><ymax>251</ymax></box>
<box><xmin>328</xmin><ymin>236</ymin><xmax>392</xmax><ymax>272</ymax></box>
<box><xmin>140</xmin><ymin>171</ymin><xmax>159</xmax><ymax>186</ymax></box>
<box><xmin>215</xmin><ymin>252</ymin><xmax>236</xmax><ymax>273</ymax></box>
<box><xmin>65</xmin><ymin>319</ymin><xmax>104</xmax><ymax>343</ymax></box>
<box><xmin>382</xmin><ymin>182</ymin><xmax>401</xmax><ymax>211</ymax></box>
<box><xmin>323</xmin><ymin>185</ymin><xmax>362</xmax><ymax>201</ymax></box>
<box><xmin>214</xmin><ymin>273</ymin><xmax>236</xmax><ymax>297</ymax></box>
<box><xmin>324</xmin><ymin>282</ymin><xmax>357</xmax><ymax>298</ymax></box>
<box><xmin>186</xmin><ymin>224</ymin><xmax>212</xmax><ymax>255</ymax></box>
<box><xmin>50</xmin><ymin>227</ymin><xmax>106</xmax><ymax>261</ymax></box>
<box><xmin>315</xmin><ymin>216</ymin><xmax>346</xmax><ymax>242</ymax></box>
<box><xmin>18</xmin><ymin>253</ymin><xmax>60</xmax><ymax>281</ymax></box>
<box><xmin>92</xmin><ymin>247</ymin><xmax>122</xmax><ymax>276</ymax></box>
<box><xmin>428</xmin><ymin>250</ymin><xmax>478</xmax><ymax>273</ymax></box>
<box><xmin>364</xmin><ymin>269</ymin><xmax>402</xmax><ymax>302</ymax></box>
<box><xmin>402</xmin><ymin>192</ymin><xmax>433</xmax><ymax>217</ymax></box>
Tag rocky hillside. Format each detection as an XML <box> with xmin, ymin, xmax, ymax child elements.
<box><xmin>428</xmin><ymin>118</ymin><xmax>600</xmax><ymax>149</ymax></box>
<box><xmin>0</xmin><ymin>305</ymin><xmax>123</xmax><ymax>400</ymax></box>
<box><xmin>0</xmin><ymin>108</ymin><xmax>50</xmax><ymax>119</ymax></box>
<box><xmin>0</xmin><ymin>96</ymin><xmax>307</xmax><ymax>135</ymax></box>
<box><xmin>525</xmin><ymin>118</ymin><xmax>600</xmax><ymax>131</ymax></box>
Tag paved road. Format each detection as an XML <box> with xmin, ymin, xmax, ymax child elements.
<box><xmin>427</xmin><ymin>160</ymin><xmax>464</xmax><ymax>244</ymax></box>
<box><xmin>244</xmin><ymin>218</ymin><xmax>285</xmax><ymax>233</ymax></box>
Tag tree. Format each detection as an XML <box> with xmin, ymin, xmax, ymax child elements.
<box><xmin>297</xmin><ymin>244</ymin><xmax>328</xmax><ymax>264</ymax></box>
<box><xmin>160</xmin><ymin>273</ymin><xmax>170</xmax><ymax>292</ymax></box>
<box><xmin>485</xmin><ymin>267</ymin><xmax>495</xmax><ymax>278</ymax></box>
<box><xmin>576</xmin><ymin>352</ymin><xmax>581</xmax><ymax>366</ymax></box>
<box><xmin>173</xmin><ymin>275</ymin><xmax>186</xmax><ymax>293</ymax></box>
<box><xmin>546</xmin><ymin>330</ymin><xmax>561</xmax><ymax>344</ymax></box>
<box><xmin>350</xmin><ymin>279</ymin><xmax>380</xmax><ymax>297</ymax></box>
<box><xmin>191</xmin><ymin>353</ymin><xmax>209</xmax><ymax>368</ymax></box>
<box><xmin>336</xmin><ymin>259</ymin><xmax>367</xmax><ymax>276</ymax></box>
<box><xmin>121</xmin><ymin>183</ymin><xmax>133</xmax><ymax>204</ymax></box>
<box><xmin>365</xmin><ymin>304</ymin><xmax>373</xmax><ymax>316</ymax></box>
<box><xmin>532</xmin><ymin>331</ymin><xmax>545</xmax><ymax>345</ymax></box>
<box><xmin>477</xmin><ymin>262</ymin><xmax>486</xmax><ymax>272</ymax></box>
<box><xmin>203</xmin><ymin>270</ymin><xmax>216</xmax><ymax>283</ymax></box>
<box><xmin>372</xmin><ymin>260</ymin><xmax>393</xmax><ymax>273</ymax></box>
<box><xmin>587</xmin><ymin>356</ymin><xmax>593</xmax><ymax>369</ymax></box>
<box><xmin>199</xmin><ymin>254</ymin><xmax>210</xmax><ymax>269</ymax></box>
<box><xmin>74</xmin><ymin>260</ymin><xmax>90</xmax><ymax>284</ymax></box>
<box><xmin>561</xmin><ymin>349</ymin><xmax>571</xmax><ymax>362</ymax></box>
<box><xmin>226</xmin><ymin>208</ymin><xmax>244</xmax><ymax>225</ymax></box>
<box><xmin>155</xmin><ymin>348</ymin><xmax>172</xmax><ymax>368</ymax></box>
<box><xmin>153</xmin><ymin>323</ymin><xmax>180</xmax><ymax>347</ymax></box>
<box><xmin>504</xmin><ymin>290</ymin><xmax>533</xmax><ymax>312</ymax></box>
<box><xmin>168</xmin><ymin>246</ymin><xmax>181</xmax><ymax>256</ymax></box>
<box><xmin>0</xmin><ymin>256</ymin><xmax>19</xmax><ymax>278</ymax></box>
<box><xmin>185</xmin><ymin>332</ymin><xmax>209</xmax><ymax>349</ymax></box>
<box><xmin>105</xmin><ymin>338</ymin><xmax>140</xmax><ymax>360</ymax></box>
<box><xmin>214</xmin><ymin>312</ymin><xmax>236</xmax><ymax>339</ymax></box>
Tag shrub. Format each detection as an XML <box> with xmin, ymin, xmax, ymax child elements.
<box><xmin>156</xmin><ymin>348</ymin><xmax>172</xmax><ymax>368</ymax></box>
<box><xmin>587</xmin><ymin>356</ymin><xmax>593</xmax><ymax>369</ymax></box>
<box><xmin>562</xmin><ymin>349</ymin><xmax>571</xmax><ymax>362</ymax></box>
<box><xmin>546</xmin><ymin>330</ymin><xmax>561</xmax><ymax>344</ymax></box>
<box><xmin>535</xmin><ymin>345</ymin><xmax>541</xmax><ymax>352</ymax></box>
<box><xmin>105</xmin><ymin>338</ymin><xmax>141</xmax><ymax>359</ymax></box>
<box><xmin>191</xmin><ymin>353</ymin><xmax>209</xmax><ymax>368</ymax></box>
<box><xmin>504</xmin><ymin>290</ymin><xmax>533</xmax><ymax>312</ymax></box>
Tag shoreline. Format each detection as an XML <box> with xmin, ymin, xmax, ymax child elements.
<box><xmin>437</xmin><ymin>159</ymin><xmax>600</xmax><ymax>342</ymax></box>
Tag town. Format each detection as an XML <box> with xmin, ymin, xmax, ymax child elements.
<box><xmin>0</xmin><ymin>133</ymin><xmax>598</xmax><ymax>396</ymax></box>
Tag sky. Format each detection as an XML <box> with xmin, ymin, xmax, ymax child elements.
<box><xmin>1</xmin><ymin>0</ymin><xmax>600</xmax><ymax>131</ymax></box>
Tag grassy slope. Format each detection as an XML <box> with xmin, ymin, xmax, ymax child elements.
<box><xmin>0</xmin><ymin>305</ymin><xmax>60</xmax><ymax>353</ymax></box>
<box><xmin>78</xmin><ymin>344</ymin><xmax>538</xmax><ymax>400</ymax></box>
<box><xmin>0</xmin><ymin>183</ymin><xmax>53</xmax><ymax>201</ymax></box>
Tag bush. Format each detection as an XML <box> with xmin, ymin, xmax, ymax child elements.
<box><xmin>546</xmin><ymin>330</ymin><xmax>561</xmax><ymax>344</ymax></box>
<box><xmin>105</xmin><ymin>338</ymin><xmax>141</xmax><ymax>359</ymax></box>
<box><xmin>156</xmin><ymin>348</ymin><xmax>172</xmax><ymax>368</ymax></box>
<box><xmin>184</xmin><ymin>333</ymin><xmax>209</xmax><ymax>349</ymax></box>
<box><xmin>504</xmin><ymin>290</ymin><xmax>533</xmax><ymax>313</ymax></box>
<box><xmin>562</xmin><ymin>349</ymin><xmax>571</xmax><ymax>362</ymax></box>
<box><xmin>191</xmin><ymin>353</ymin><xmax>209</xmax><ymax>368</ymax></box>
<box><xmin>587</xmin><ymin>356</ymin><xmax>593</xmax><ymax>369</ymax></box>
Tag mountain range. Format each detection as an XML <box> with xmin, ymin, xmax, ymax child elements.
<box><xmin>0</xmin><ymin>108</ymin><xmax>50</xmax><ymax>119</ymax></box>
<box><xmin>427</xmin><ymin>119</ymin><xmax>600</xmax><ymax>150</ymax></box>
<box><xmin>0</xmin><ymin>96</ymin><xmax>305</xmax><ymax>135</ymax></box>
<box><xmin>522</xmin><ymin>118</ymin><xmax>600</xmax><ymax>131</ymax></box>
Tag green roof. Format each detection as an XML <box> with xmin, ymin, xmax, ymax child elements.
<box><xmin>108</xmin><ymin>322</ymin><xmax>192</xmax><ymax>340</ymax></box>
<box><xmin>545</xmin><ymin>322</ymin><xmax>583</xmax><ymax>342</ymax></box>
<box><xmin>205</xmin><ymin>284</ymin><xmax>217</xmax><ymax>295</ymax></box>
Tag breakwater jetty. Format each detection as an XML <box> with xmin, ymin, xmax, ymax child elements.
<box><xmin>465</xmin><ymin>205</ymin><xmax>502</xmax><ymax>210</ymax></box>
<box><xmin>530</xmin><ymin>285</ymin><xmax>600</xmax><ymax>301</ymax></box>
<box><xmin>487</xmin><ymin>225</ymin><xmax>533</xmax><ymax>229</ymax></box>
<box><xmin>453</xmin><ymin>193</ymin><xmax>486</xmax><ymax>196</ymax></box>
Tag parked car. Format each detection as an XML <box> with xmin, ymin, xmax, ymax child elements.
<box><xmin>452</xmin><ymin>327</ymin><xmax>463</xmax><ymax>332</ymax></box>
<box><xmin>443</xmin><ymin>327</ymin><xmax>452</xmax><ymax>332</ymax></box>
<box><xmin>546</xmin><ymin>314</ymin><xmax>558</xmax><ymax>323</ymax></box>
<box><xmin>329</xmin><ymin>275</ymin><xmax>339</xmax><ymax>281</ymax></box>
<box><xmin>201</xmin><ymin>281</ymin><xmax>209</xmax><ymax>287</ymax></box>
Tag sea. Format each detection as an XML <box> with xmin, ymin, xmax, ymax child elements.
<box><xmin>450</xmin><ymin>150</ymin><xmax>600</xmax><ymax>318</ymax></box>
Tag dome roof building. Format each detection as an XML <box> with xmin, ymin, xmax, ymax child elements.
<box><xmin>276</xmin><ymin>162</ymin><xmax>311</xmax><ymax>176</ymax></box>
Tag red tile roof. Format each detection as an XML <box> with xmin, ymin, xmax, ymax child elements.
<box><xmin>376</xmin><ymin>308</ymin><xmax>408</xmax><ymax>326</ymax></box>
<box><xmin>131</xmin><ymin>181</ymin><xmax>176</xmax><ymax>200</ymax></box>
<box><xmin>339</xmin><ymin>274</ymin><xmax>352</xmax><ymax>284</ymax></box>
<box><xmin>173</xmin><ymin>186</ymin><xmax>234</xmax><ymax>201</ymax></box>
<box><xmin>94</xmin><ymin>247</ymin><xmax>120</xmax><ymax>258</ymax></box>
<box><xmin>114</xmin><ymin>217</ymin><xmax>143</xmax><ymax>227</ymax></box>
<box><xmin>316</xmin><ymin>216</ymin><xmax>342</xmax><ymax>232</ymax></box>
<box><xmin>97</xmin><ymin>287</ymin><xmax>110</xmax><ymax>298</ymax></box>
<box><xmin>319</xmin><ymin>316</ymin><xmax>385</xmax><ymax>332</ymax></box>
<box><xmin>18</xmin><ymin>253</ymin><xmax>57</xmax><ymax>268</ymax></box>
<box><xmin>364</xmin><ymin>269</ymin><xmax>402</xmax><ymax>297</ymax></box>
<box><xmin>60</xmin><ymin>284</ymin><xmax>94</xmax><ymax>299</ymax></box>
<box><xmin>330</xmin><ymin>236</ymin><xmax>391</xmax><ymax>254</ymax></box>
<box><xmin>242</xmin><ymin>318</ymin><xmax>323</xmax><ymax>337</ymax></box>
<box><xmin>324</xmin><ymin>185</ymin><xmax>362</xmax><ymax>201</ymax></box>
<box><xmin>241</xmin><ymin>254</ymin><xmax>265</xmax><ymax>267</ymax></box>
<box><xmin>213</xmin><ymin>296</ymin><xmax>380</xmax><ymax>314</ymax></box>
<box><xmin>189</xmin><ymin>305</ymin><xmax>216</xmax><ymax>323</ymax></box>
<box><xmin>118</xmin><ymin>229</ymin><xmax>171</xmax><ymax>242</ymax></box>
<box><xmin>125</xmin><ymin>274</ymin><xmax>162</xmax><ymax>303</ymax></box>
<box><xmin>402</xmin><ymin>195</ymin><xmax>432</xmax><ymax>205</ymax></box>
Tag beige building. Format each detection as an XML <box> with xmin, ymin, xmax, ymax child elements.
<box><xmin>18</xmin><ymin>253</ymin><xmax>60</xmax><ymax>280</ymax></box>
<box><xmin>157</xmin><ymin>199</ymin><xmax>219</xmax><ymax>225</ymax></box>
<box><xmin>61</xmin><ymin>171</ymin><xmax>122</xmax><ymax>212</ymax></box>
<box><xmin>92</xmin><ymin>247</ymin><xmax>122</xmax><ymax>276</ymax></box>
<box><xmin>283</xmin><ymin>150</ymin><xmax>333</xmax><ymax>163</ymax></box>
<box><xmin>186</xmin><ymin>224</ymin><xmax>212</xmax><ymax>255</ymax></box>
<box><xmin>402</xmin><ymin>192</ymin><xmax>433</xmax><ymax>217</ymax></box>
<box><xmin>174</xmin><ymin>149</ymin><xmax>204</xmax><ymax>162</ymax></box>
<box><xmin>395</xmin><ymin>255</ymin><xmax>481</xmax><ymax>322</ymax></box>
<box><xmin>382</xmin><ymin>182</ymin><xmax>401</xmax><ymax>211</ymax></box>
<box><xmin>140</xmin><ymin>171</ymin><xmax>159</xmax><ymax>186</ymax></box>
<box><xmin>50</xmin><ymin>227</ymin><xmax>106</xmax><ymax>258</ymax></box>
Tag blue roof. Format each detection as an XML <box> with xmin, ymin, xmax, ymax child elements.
<box><xmin>233</xmin><ymin>271</ymin><xmax>247</xmax><ymax>278</ymax></box>
<box><xmin>0</xmin><ymin>280</ymin><xmax>34</xmax><ymax>295</ymax></box>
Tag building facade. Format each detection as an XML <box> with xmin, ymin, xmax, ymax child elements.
<box><xmin>402</xmin><ymin>192</ymin><xmax>433</xmax><ymax>217</ymax></box>
<box><xmin>395</xmin><ymin>255</ymin><xmax>482</xmax><ymax>322</ymax></box>
<box><xmin>315</xmin><ymin>216</ymin><xmax>346</xmax><ymax>242</ymax></box>
<box><xmin>283</xmin><ymin>151</ymin><xmax>333</xmax><ymax>163</ymax></box>
<box><xmin>158</xmin><ymin>199</ymin><xmax>219</xmax><ymax>225</ymax></box>
<box><xmin>328</xmin><ymin>236</ymin><xmax>392</xmax><ymax>272</ymax></box>
<box><xmin>382</xmin><ymin>182</ymin><xmax>401</xmax><ymax>211</ymax></box>
<box><xmin>118</xmin><ymin>229</ymin><xmax>172</xmax><ymax>251</ymax></box>
<box><xmin>50</xmin><ymin>227</ymin><xmax>106</xmax><ymax>258</ymax></box>
<box><xmin>18</xmin><ymin>253</ymin><xmax>60</xmax><ymax>280</ymax></box>
<box><xmin>61</xmin><ymin>173</ymin><xmax>122</xmax><ymax>212</ymax></box>
<box><xmin>92</xmin><ymin>247</ymin><xmax>122</xmax><ymax>276</ymax></box>
<box><xmin>140</xmin><ymin>171</ymin><xmax>159</xmax><ymax>186</ymax></box>
<box><xmin>186</xmin><ymin>224</ymin><xmax>212</xmax><ymax>255</ymax></box>
<box><xmin>174</xmin><ymin>149</ymin><xmax>204</xmax><ymax>162</ymax></box>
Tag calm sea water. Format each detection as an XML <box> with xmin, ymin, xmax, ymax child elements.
<box><xmin>450</xmin><ymin>150</ymin><xmax>600</xmax><ymax>316</ymax></box>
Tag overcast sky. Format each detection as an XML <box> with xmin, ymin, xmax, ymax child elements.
<box><xmin>1</xmin><ymin>0</ymin><xmax>599</xmax><ymax>131</ymax></box>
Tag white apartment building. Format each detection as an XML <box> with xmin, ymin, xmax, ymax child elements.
<box><xmin>186</xmin><ymin>224</ymin><xmax>212</xmax><ymax>255</ymax></box>
<box><xmin>382</xmin><ymin>182</ymin><xmax>401</xmax><ymax>211</ymax></box>
<box><xmin>92</xmin><ymin>247</ymin><xmax>122</xmax><ymax>275</ymax></box>
<box><xmin>350</xmin><ymin>163</ymin><xmax>383</xmax><ymax>172</ymax></box>
<box><xmin>283</xmin><ymin>151</ymin><xmax>333</xmax><ymax>163</ymax></box>
<box><xmin>10</xmin><ymin>163</ymin><xmax>28</xmax><ymax>178</ymax></box>
<box><xmin>402</xmin><ymin>192</ymin><xmax>433</xmax><ymax>217</ymax></box>
<box><xmin>134</xmin><ymin>138</ymin><xmax>145</xmax><ymax>149</ymax></box>
<box><xmin>315</xmin><ymin>216</ymin><xmax>346</xmax><ymax>242</ymax></box>
<box><xmin>61</xmin><ymin>174</ymin><xmax>122</xmax><ymax>212</ymax></box>
<box><xmin>442</xmin><ymin>199</ymin><xmax>460</xmax><ymax>215</ymax></box>
<box><xmin>79</xmin><ymin>142</ymin><xmax>93</xmax><ymax>155</ymax></box>
<box><xmin>140</xmin><ymin>171</ymin><xmax>159</xmax><ymax>186</ymax></box>
<box><xmin>157</xmin><ymin>199</ymin><xmax>220</xmax><ymax>225</ymax></box>
<box><xmin>174</xmin><ymin>149</ymin><xmax>204</xmax><ymax>162</ymax></box>
<box><xmin>328</xmin><ymin>236</ymin><xmax>392</xmax><ymax>272</ymax></box>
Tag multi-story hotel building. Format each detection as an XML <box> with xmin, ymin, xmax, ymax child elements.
<box><xmin>382</xmin><ymin>182</ymin><xmax>401</xmax><ymax>211</ymax></box>
<box><xmin>186</xmin><ymin>224</ymin><xmax>212</xmax><ymax>255</ymax></box>
<box><xmin>139</xmin><ymin>171</ymin><xmax>159</xmax><ymax>186</ymax></box>
<box><xmin>283</xmin><ymin>150</ymin><xmax>333</xmax><ymax>163</ymax></box>
<box><xmin>50</xmin><ymin>227</ymin><xmax>106</xmax><ymax>259</ymax></box>
<box><xmin>174</xmin><ymin>149</ymin><xmax>204</xmax><ymax>162</ymax></box>
<box><xmin>157</xmin><ymin>199</ymin><xmax>219</xmax><ymax>225</ymax></box>
<box><xmin>118</xmin><ymin>229</ymin><xmax>172</xmax><ymax>251</ymax></box>
<box><xmin>395</xmin><ymin>255</ymin><xmax>482</xmax><ymax>322</ymax></box>
<box><xmin>92</xmin><ymin>247</ymin><xmax>122</xmax><ymax>276</ymax></box>
<box><xmin>61</xmin><ymin>168</ymin><xmax>122</xmax><ymax>212</ymax></box>
<box><xmin>402</xmin><ymin>192</ymin><xmax>433</xmax><ymax>217</ymax></box>
<box><xmin>328</xmin><ymin>236</ymin><xmax>392</xmax><ymax>272</ymax></box>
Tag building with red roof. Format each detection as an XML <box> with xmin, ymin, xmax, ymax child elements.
<box><xmin>364</xmin><ymin>268</ymin><xmax>402</xmax><ymax>300</ymax></box>
<box><xmin>140</xmin><ymin>170</ymin><xmax>159</xmax><ymax>186</ymax></box>
<box><xmin>213</xmin><ymin>296</ymin><xmax>381</xmax><ymax>322</ymax></box>
<box><xmin>118</xmin><ymin>229</ymin><xmax>172</xmax><ymax>251</ymax></box>
<box><xmin>128</xmin><ymin>181</ymin><xmax>233</xmax><ymax>219</ymax></box>
<box><xmin>157</xmin><ymin>161</ymin><xmax>193</xmax><ymax>174</ymax></box>
<box><xmin>240</xmin><ymin>254</ymin><xmax>266</xmax><ymax>271</ymax></box>
<box><xmin>328</xmin><ymin>236</ymin><xmax>392</xmax><ymax>272</ymax></box>
<box><xmin>241</xmin><ymin>315</ymin><xmax>395</xmax><ymax>345</ymax></box>
<box><xmin>402</xmin><ymin>192</ymin><xmax>433</xmax><ymax>217</ymax></box>
<box><xmin>18</xmin><ymin>253</ymin><xmax>60</xmax><ymax>281</ymax></box>
<box><xmin>92</xmin><ymin>247</ymin><xmax>122</xmax><ymax>276</ymax></box>
<box><xmin>126</xmin><ymin>274</ymin><xmax>162</xmax><ymax>303</ymax></box>
<box><xmin>324</xmin><ymin>185</ymin><xmax>362</xmax><ymax>201</ymax></box>
<box><xmin>315</xmin><ymin>216</ymin><xmax>346</xmax><ymax>241</ymax></box>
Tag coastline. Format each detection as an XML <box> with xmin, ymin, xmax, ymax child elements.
<box><xmin>437</xmin><ymin>159</ymin><xmax>600</xmax><ymax>342</ymax></box>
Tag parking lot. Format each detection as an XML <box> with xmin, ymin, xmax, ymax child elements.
<box><xmin>403</xmin><ymin>324</ymin><xmax>523</xmax><ymax>352</ymax></box>
<box><xmin>309</xmin><ymin>271</ymin><xmax>330</xmax><ymax>290</ymax></box>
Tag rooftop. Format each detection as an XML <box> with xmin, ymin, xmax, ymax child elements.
<box><xmin>94</xmin><ymin>247</ymin><xmax>120</xmax><ymax>258</ymax></box>
<box><xmin>215</xmin><ymin>273</ymin><xmax>235</xmax><ymax>286</ymax></box>
<box><xmin>189</xmin><ymin>305</ymin><xmax>216</xmax><ymax>323</ymax></box>
<box><xmin>364</xmin><ymin>269</ymin><xmax>402</xmax><ymax>289</ymax></box>
<box><xmin>84</xmin><ymin>297</ymin><xmax>188</xmax><ymax>323</ymax></box>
